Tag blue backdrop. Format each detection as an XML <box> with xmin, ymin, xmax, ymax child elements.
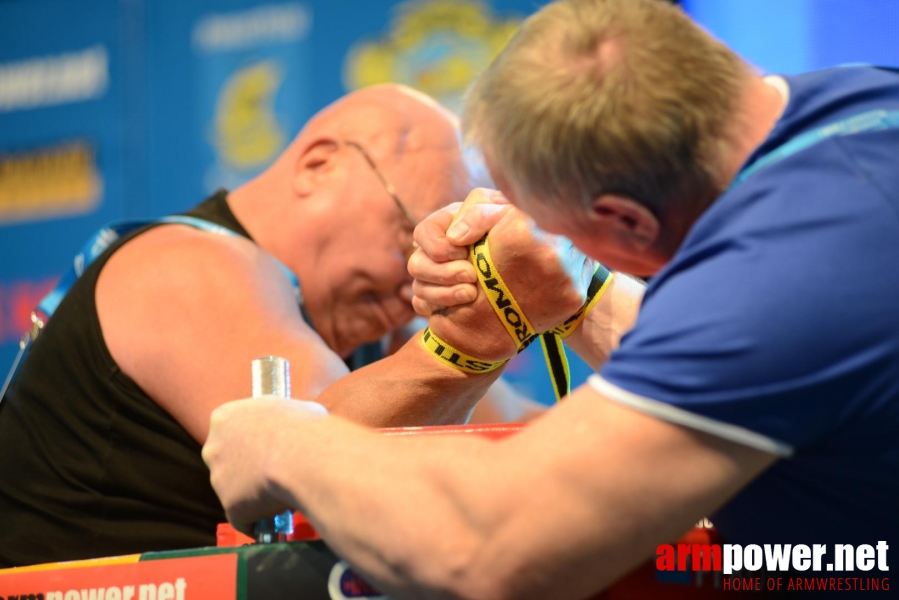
<box><xmin>2</xmin><ymin>0</ymin><xmax>898</xmax><ymax>405</ymax></box>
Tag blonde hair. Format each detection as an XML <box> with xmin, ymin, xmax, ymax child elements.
<box><xmin>464</xmin><ymin>0</ymin><xmax>749</xmax><ymax>221</ymax></box>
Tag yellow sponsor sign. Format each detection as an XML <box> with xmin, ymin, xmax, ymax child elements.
<box><xmin>214</xmin><ymin>61</ymin><xmax>285</xmax><ymax>170</ymax></box>
<box><xmin>343</xmin><ymin>0</ymin><xmax>522</xmax><ymax>112</ymax></box>
<box><xmin>0</xmin><ymin>141</ymin><xmax>102</xmax><ymax>224</ymax></box>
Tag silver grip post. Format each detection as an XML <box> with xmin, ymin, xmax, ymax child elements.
<box><xmin>251</xmin><ymin>356</ymin><xmax>294</xmax><ymax>544</ymax></box>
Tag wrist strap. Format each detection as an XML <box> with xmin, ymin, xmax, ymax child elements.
<box><xmin>470</xmin><ymin>237</ymin><xmax>539</xmax><ymax>353</ymax></box>
<box><xmin>468</xmin><ymin>235</ymin><xmax>614</xmax><ymax>402</ymax></box>
<box><xmin>420</xmin><ymin>327</ymin><xmax>508</xmax><ymax>374</ymax></box>
<box><xmin>550</xmin><ymin>264</ymin><xmax>614</xmax><ymax>338</ymax></box>
<box><xmin>469</xmin><ymin>235</ymin><xmax>570</xmax><ymax>400</ymax></box>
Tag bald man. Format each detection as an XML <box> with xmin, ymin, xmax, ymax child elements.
<box><xmin>0</xmin><ymin>85</ymin><xmax>559</xmax><ymax>567</ymax></box>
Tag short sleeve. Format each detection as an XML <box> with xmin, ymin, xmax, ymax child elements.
<box><xmin>597</xmin><ymin>169</ymin><xmax>899</xmax><ymax>454</ymax></box>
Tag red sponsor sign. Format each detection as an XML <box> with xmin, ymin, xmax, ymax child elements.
<box><xmin>0</xmin><ymin>554</ymin><xmax>237</xmax><ymax>600</ymax></box>
<box><xmin>0</xmin><ymin>277</ymin><xmax>56</xmax><ymax>343</ymax></box>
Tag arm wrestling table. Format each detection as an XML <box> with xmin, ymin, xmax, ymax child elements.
<box><xmin>0</xmin><ymin>423</ymin><xmax>732</xmax><ymax>600</ymax></box>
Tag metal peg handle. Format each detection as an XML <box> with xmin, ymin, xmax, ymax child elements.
<box><xmin>251</xmin><ymin>356</ymin><xmax>294</xmax><ymax>543</ymax></box>
<box><xmin>252</xmin><ymin>355</ymin><xmax>290</xmax><ymax>398</ymax></box>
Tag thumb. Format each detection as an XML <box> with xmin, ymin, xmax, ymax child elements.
<box><xmin>447</xmin><ymin>201</ymin><xmax>512</xmax><ymax>244</ymax></box>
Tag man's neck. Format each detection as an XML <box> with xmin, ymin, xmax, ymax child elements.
<box><xmin>718</xmin><ymin>75</ymin><xmax>788</xmax><ymax>187</ymax></box>
<box><xmin>226</xmin><ymin>175</ymin><xmax>312</xmax><ymax>282</ymax></box>
<box><xmin>651</xmin><ymin>75</ymin><xmax>788</xmax><ymax>268</ymax></box>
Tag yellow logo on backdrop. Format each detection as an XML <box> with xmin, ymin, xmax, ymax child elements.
<box><xmin>343</xmin><ymin>0</ymin><xmax>521</xmax><ymax>112</ymax></box>
<box><xmin>214</xmin><ymin>61</ymin><xmax>286</xmax><ymax>170</ymax></box>
<box><xmin>0</xmin><ymin>141</ymin><xmax>102</xmax><ymax>224</ymax></box>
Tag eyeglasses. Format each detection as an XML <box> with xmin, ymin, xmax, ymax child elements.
<box><xmin>344</xmin><ymin>140</ymin><xmax>417</xmax><ymax>228</ymax></box>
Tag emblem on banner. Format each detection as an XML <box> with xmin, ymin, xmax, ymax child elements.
<box><xmin>194</xmin><ymin>3</ymin><xmax>309</xmax><ymax>193</ymax></box>
<box><xmin>214</xmin><ymin>61</ymin><xmax>286</xmax><ymax>171</ymax></box>
<box><xmin>327</xmin><ymin>560</ymin><xmax>388</xmax><ymax>600</ymax></box>
<box><xmin>343</xmin><ymin>0</ymin><xmax>521</xmax><ymax>112</ymax></box>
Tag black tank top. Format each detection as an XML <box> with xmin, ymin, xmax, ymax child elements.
<box><xmin>0</xmin><ymin>191</ymin><xmax>331</xmax><ymax>566</ymax></box>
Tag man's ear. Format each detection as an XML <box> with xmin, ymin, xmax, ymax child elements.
<box><xmin>591</xmin><ymin>194</ymin><xmax>660</xmax><ymax>249</ymax></box>
<box><xmin>293</xmin><ymin>138</ymin><xmax>340</xmax><ymax>198</ymax></box>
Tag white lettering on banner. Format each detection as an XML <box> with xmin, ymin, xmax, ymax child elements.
<box><xmin>44</xmin><ymin>577</ymin><xmax>187</xmax><ymax>600</ymax></box>
<box><xmin>0</xmin><ymin>46</ymin><xmax>108</xmax><ymax>112</ymax></box>
<box><xmin>192</xmin><ymin>3</ymin><xmax>311</xmax><ymax>52</ymax></box>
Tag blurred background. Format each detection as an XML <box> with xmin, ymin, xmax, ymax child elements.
<box><xmin>1</xmin><ymin>0</ymin><xmax>897</xmax><ymax>405</ymax></box>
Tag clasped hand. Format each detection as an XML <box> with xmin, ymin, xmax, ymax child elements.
<box><xmin>409</xmin><ymin>188</ymin><xmax>596</xmax><ymax>362</ymax></box>
<box><xmin>202</xmin><ymin>397</ymin><xmax>328</xmax><ymax>535</ymax></box>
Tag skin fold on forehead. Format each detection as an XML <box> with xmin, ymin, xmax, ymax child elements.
<box><xmin>308</xmin><ymin>84</ymin><xmax>460</xmax><ymax>157</ymax></box>
<box><xmin>302</xmin><ymin>84</ymin><xmax>469</xmax><ymax>218</ymax></box>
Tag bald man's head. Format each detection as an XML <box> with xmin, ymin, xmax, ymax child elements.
<box><xmin>304</xmin><ymin>84</ymin><xmax>460</xmax><ymax>152</ymax></box>
<box><xmin>234</xmin><ymin>84</ymin><xmax>473</xmax><ymax>357</ymax></box>
<box><xmin>283</xmin><ymin>84</ymin><xmax>468</xmax><ymax>220</ymax></box>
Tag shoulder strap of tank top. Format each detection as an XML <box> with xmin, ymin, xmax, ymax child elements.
<box><xmin>2</xmin><ymin>216</ymin><xmax>302</xmax><ymax>402</ymax></box>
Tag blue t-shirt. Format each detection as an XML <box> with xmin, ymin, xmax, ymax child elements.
<box><xmin>596</xmin><ymin>66</ymin><xmax>899</xmax><ymax>548</ymax></box>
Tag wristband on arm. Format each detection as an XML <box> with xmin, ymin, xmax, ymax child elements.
<box><xmin>549</xmin><ymin>263</ymin><xmax>615</xmax><ymax>338</ymax></box>
<box><xmin>419</xmin><ymin>327</ymin><xmax>508</xmax><ymax>374</ymax></box>
<box><xmin>420</xmin><ymin>235</ymin><xmax>613</xmax><ymax>401</ymax></box>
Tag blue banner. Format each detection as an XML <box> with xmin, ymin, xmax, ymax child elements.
<box><xmin>146</xmin><ymin>1</ymin><xmax>314</xmax><ymax>216</ymax></box>
<box><xmin>5</xmin><ymin>0</ymin><xmax>895</xmax><ymax>405</ymax></box>
<box><xmin>0</xmin><ymin>0</ymin><xmax>129</xmax><ymax>368</ymax></box>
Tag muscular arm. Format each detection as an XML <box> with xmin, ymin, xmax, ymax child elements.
<box><xmin>382</xmin><ymin>319</ymin><xmax>548</xmax><ymax>425</ymax></box>
<box><xmin>468</xmin><ymin>377</ymin><xmax>547</xmax><ymax>423</ymax></box>
<box><xmin>410</xmin><ymin>196</ymin><xmax>646</xmax><ymax>371</ymax></box>
<box><xmin>206</xmin><ymin>383</ymin><xmax>777</xmax><ymax>600</ymax></box>
<box><xmin>315</xmin><ymin>220</ymin><xmax>578</xmax><ymax>426</ymax></box>
<box><xmin>98</xmin><ymin>224</ymin><xmax>511</xmax><ymax>440</ymax></box>
<box><xmin>313</xmin><ymin>334</ymin><xmax>503</xmax><ymax>427</ymax></box>
<box><xmin>97</xmin><ymin>225</ymin><xmax>351</xmax><ymax>442</ymax></box>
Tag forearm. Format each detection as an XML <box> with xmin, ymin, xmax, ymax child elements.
<box><xmin>469</xmin><ymin>377</ymin><xmax>548</xmax><ymax>424</ymax></box>
<box><xmin>315</xmin><ymin>332</ymin><xmax>504</xmax><ymax>427</ymax></box>
<box><xmin>271</xmin><ymin>385</ymin><xmax>774</xmax><ymax>600</ymax></box>
<box><xmin>564</xmin><ymin>272</ymin><xmax>644</xmax><ymax>369</ymax></box>
<box><xmin>270</xmin><ymin>417</ymin><xmax>506</xmax><ymax>598</ymax></box>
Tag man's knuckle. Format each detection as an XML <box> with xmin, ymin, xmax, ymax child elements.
<box><xmin>407</xmin><ymin>252</ymin><xmax>423</xmax><ymax>274</ymax></box>
<box><xmin>412</xmin><ymin>282</ymin><xmax>430</xmax><ymax>300</ymax></box>
<box><xmin>411</xmin><ymin>297</ymin><xmax>432</xmax><ymax>316</ymax></box>
<box><xmin>432</xmin><ymin>244</ymin><xmax>454</xmax><ymax>263</ymax></box>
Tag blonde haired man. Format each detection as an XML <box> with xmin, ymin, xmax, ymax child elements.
<box><xmin>204</xmin><ymin>1</ymin><xmax>899</xmax><ymax>597</ymax></box>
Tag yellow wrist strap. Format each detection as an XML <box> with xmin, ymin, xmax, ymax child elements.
<box><xmin>549</xmin><ymin>264</ymin><xmax>614</xmax><ymax>338</ymax></box>
<box><xmin>420</xmin><ymin>327</ymin><xmax>508</xmax><ymax>374</ymax></box>
<box><xmin>470</xmin><ymin>237</ymin><xmax>539</xmax><ymax>352</ymax></box>
<box><xmin>469</xmin><ymin>236</ymin><xmax>614</xmax><ymax>401</ymax></box>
